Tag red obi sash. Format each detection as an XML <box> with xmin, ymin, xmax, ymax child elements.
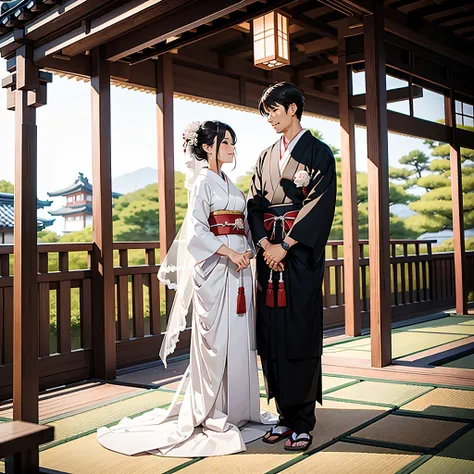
<box><xmin>209</xmin><ymin>211</ymin><xmax>246</xmax><ymax>237</ymax></box>
<box><xmin>263</xmin><ymin>210</ymin><xmax>299</xmax><ymax>241</ymax></box>
<box><xmin>209</xmin><ymin>211</ymin><xmax>247</xmax><ymax>315</ymax></box>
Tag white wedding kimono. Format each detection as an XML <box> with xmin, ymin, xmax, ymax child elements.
<box><xmin>97</xmin><ymin>169</ymin><xmax>276</xmax><ymax>457</ymax></box>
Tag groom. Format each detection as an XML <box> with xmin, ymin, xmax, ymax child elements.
<box><xmin>247</xmin><ymin>82</ymin><xmax>336</xmax><ymax>451</ymax></box>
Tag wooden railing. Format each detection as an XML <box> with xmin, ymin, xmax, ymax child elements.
<box><xmin>0</xmin><ymin>240</ymin><xmax>473</xmax><ymax>399</ymax></box>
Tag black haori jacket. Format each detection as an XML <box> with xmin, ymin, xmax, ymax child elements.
<box><xmin>247</xmin><ymin>130</ymin><xmax>337</xmax><ymax>360</ymax></box>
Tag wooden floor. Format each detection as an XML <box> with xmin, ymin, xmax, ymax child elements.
<box><xmin>0</xmin><ymin>312</ymin><xmax>473</xmax><ymax>473</ymax></box>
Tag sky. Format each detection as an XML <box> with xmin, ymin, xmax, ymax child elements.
<box><xmin>0</xmin><ymin>59</ymin><xmax>443</xmax><ymax>233</ymax></box>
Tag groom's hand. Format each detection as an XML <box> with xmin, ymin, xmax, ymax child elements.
<box><xmin>264</xmin><ymin>244</ymin><xmax>287</xmax><ymax>265</ymax></box>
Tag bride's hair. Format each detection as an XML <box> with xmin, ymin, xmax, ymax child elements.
<box><xmin>191</xmin><ymin>121</ymin><xmax>237</xmax><ymax>165</ymax></box>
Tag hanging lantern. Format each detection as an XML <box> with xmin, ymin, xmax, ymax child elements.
<box><xmin>253</xmin><ymin>11</ymin><xmax>290</xmax><ymax>70</ymax></box>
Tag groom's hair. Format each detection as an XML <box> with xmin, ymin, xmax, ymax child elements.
<box><xmin>258</xmin><ymin>82</ymin><xmax>305</xmax><ymax>121</ymax></box>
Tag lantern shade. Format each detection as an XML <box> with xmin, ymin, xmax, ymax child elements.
<box><xmin>253</xmin><ymin>11</ymin><xmax>290</xmax><ymax>70</ymax></box>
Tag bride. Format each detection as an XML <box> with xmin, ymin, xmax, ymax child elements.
<box><xmin>97</xmin><ymin>120</ymin><xmax>276</xmax><ymax>457</ymax></box>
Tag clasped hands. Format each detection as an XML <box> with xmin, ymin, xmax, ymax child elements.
<box><xmin>262</xmin><ymin>240</ymin><xmax>289</xmax><ymax>272</ymax></box>
<box><xmin>229</xmin><ymin>250</ymin><xmax>253</xmax><ymax>272</ymax></box>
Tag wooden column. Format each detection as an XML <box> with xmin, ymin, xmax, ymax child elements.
<box><xmin>13</xmin><ymin>45</ymin><xmax>39</xmax><ymax>423</ymax></box>
<box><xmin>90</xmin><ymin>46</ymin><xmax>116</xmax><ymax>379</ymax></box>
<box><xmin>364</xmin><ymin>4</ymin><xmax>392</xmax><ymax>368</ymax></box>
<box><xmin>155</xmin><ymin>54</ymin><xmax>176</xmax><ymax>317</ymax></box>
<box><xmin>338</xmin><ymin>34</ymin><xmax>361</xmax><ymax>337</ymax></box>
<box><xmin>6</xmin><ymin>44</ymin><xmax>40</xmax><ymax>473</ymax></box>
<box><xmin>445</xmin><ymin>93</ymin><xmax>467</xmax><ymax>315</ymax></box>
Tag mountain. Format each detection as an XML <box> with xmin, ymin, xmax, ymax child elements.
<box><xmin>112</xmin><ymin>167</ymin><xmax>158</xmax><ymax>194</ymax></box>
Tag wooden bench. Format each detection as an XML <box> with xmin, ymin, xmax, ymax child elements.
<box><xmin>0</xmin><ymin>421</ymin><xmax>54</xmax><ymax>473</ymax></box>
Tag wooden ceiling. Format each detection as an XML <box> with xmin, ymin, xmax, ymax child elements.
<box><xmin>0</xmin><ymin>0</ymin><xmax>473</xmax><ymax>101</ymax></box>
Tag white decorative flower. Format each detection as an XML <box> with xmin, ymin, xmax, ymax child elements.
<box><xmin>233</xmin><ymin>218</ymin><xmax>245</xmax><ymax>230</ymax></box>
<box><xmin>183</xmin><ymin>121</ymin><xmax>200</xmax><ymax>148</ymax></box>
<box><xmin>293</xmin><ymin>170</ymin><xmax>310</xmax><ymax>188</ymax></box>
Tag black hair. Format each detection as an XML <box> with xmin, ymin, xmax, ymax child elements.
<box><xmin>258</xmin><ymin>82</ymin><xmax>305</xmax><ymax>121</ymax></box>
<box><xmin>191</xmin><ymin>120</ymin><xmax>237</xmax><ymax>169</ymax></box>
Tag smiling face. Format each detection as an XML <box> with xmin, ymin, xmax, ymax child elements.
<box><xmin>265</xmin><ymin>102</ymin><xmax>298</xmax><ymax>134</ymax></box>
<box><xmin>218</xmin><ymin>130</ymin><xmax>235</xmax><ymax>164</ymax></box>
<box><xmin>202</xmin><ymin>130</ymin><xmax>235</xmax><ymax>165</ymax></box>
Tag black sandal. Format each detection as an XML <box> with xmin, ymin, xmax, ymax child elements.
<box><xmin>284</xmin><ymin>433</ymin><xmax>313</xmax><ymax>452</ymax></box>
<box><xmin>262</xmin><ymin>425</ymin><xmax>294</xmax><ymax>444</ymax></box>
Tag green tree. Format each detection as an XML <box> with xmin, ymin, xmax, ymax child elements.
<box><xmin>434</xmin><ymin>236</ymin><xmax>474</xmax><ymax>253</ymax></box>
<box><xmin>404</xmin><ymin>125</ymin><xmax>474</xmax><ymax>233</ymax></box>
<box><xmin>0</xmin><ymin>180</ymin><xmax>14</xmax><ymax>193</ymax></box>
<box><xmin>399</xmin><ymin>149</ymin><xmax>430</xmax><ymax>178</ymax></box>
<box><xmin>112</xmin><ymin>171</ymin><xmax>188</xmax><ymax>242</ymax></box>
<box><xmin>37</xmin><ymin>230</ymin><xmax>60</xmax><ymax>242</ymax></box>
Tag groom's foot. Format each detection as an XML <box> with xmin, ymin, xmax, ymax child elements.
<box><xmin>262</xmin><ymin>425</ymin><xmax>293</xmax><ymax>444</ymax></box>
<box><xmin>284</xmin><ymin>432</ymin><xmax>313</xmax><ymax>451</ymax></box>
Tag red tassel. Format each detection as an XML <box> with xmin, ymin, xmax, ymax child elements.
<box><xmin>237</xmin><ymin>286</ymin><xmax>246</xmax><ymax>314</ymax></box>
<box><xmin>266</xmin><ymin>282</ymin><xmax>275</xmax><ymax>308</ymax></box>
<box><xmin>278</xmin><ymin>280</ymin><xmax>287</xmax><ymax>307</ymax></box>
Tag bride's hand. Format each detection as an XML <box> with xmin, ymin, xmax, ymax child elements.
<box><xmin>229</xmin><ymin>250</ymin><xmax>251</xmax><ymax>272</ymax></box>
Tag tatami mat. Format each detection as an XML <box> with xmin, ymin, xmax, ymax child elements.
<box><xmin>325</xmin><ymin>381</ymin><xmax>432</xmax><ymax>407</ymax></box>
<box><xmin>178</xmin><ymin>398</ymin><xmax>388</xmax><ymax>473</ymax></box>
<box><xmin>38</xmin><ymin>432</ymin><xmax>191</xmax><ymax>474</ymax></box>
<box><xmin>400</xmin><ymin>316</ymin><xmax>474</xmax><ymax>336</ymax></box>
<box><xmin>443</xmin><ymin>353</ymin><xmax>474</xmax><ymax>369</ymax></box>
<box><xmin>412</xmin><ymin>429</ymin><xmax>474</xmax><ymax>473</ymax></box>
<box><xmin>281</xmin><ymin>442</ymin><xmax>420</xmax><ymax>473</ymax></box>
<box><xmin>351</xmin><ymin>414</ymin><xmax>466</xmax><ymax>448</ymax></box>
<box><xmin>43</xmin><ymin>389</ymin><xmax>174</xmax><ymax>449</ymax></box>
<box><xmin>322</xmin><ymin>376</ymin><xmax>358</xmax><ymax>393</ymax></box>
<box><xmin>323</xmin><ymin>332</ymin><xmax>467</xmax><ymax>360</ymax></box>
<box><xmin>401</xmin><ymin>388</ymin><xmax>474</xmax><ymax>421</ymax></box>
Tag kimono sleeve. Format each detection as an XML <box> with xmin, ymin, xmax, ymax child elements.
<box><xmin>187</xmin><ymin>179</ymin><xmax>224</xmax><ymax>262</ymax></box>
<box><xmin>287</xmin><ymin>144</ymin><xmax>336</xmax><ymax>258</ymax></box>
<box><xmin>246</xmin><ymin>151</ymin><xmax>268</xmax><ymax>246</ymax></box>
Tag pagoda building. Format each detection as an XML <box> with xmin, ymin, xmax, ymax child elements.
<box><xmin>48</xmin><ymin>173</ymin><xmax>122</xmax><ymax>233</ymax></box>
<box><xmin>0</xmin><ymin>193</ymin><xmax>54</xmax><ymax>244</ymax></box>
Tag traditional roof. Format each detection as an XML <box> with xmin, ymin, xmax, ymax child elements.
<box><xmin>0</xmin><ymin>1</ymin><xmax>56</xmax><ymax>33</ymax></box>
<box><xmin>47</xmin><ymin>172</ymin><xmax>122</xmax><ymax>199</ymax></box>
<box><xmin>0</xmin><ymin>192</ymin><xmax>54</xmax><ymax>230</ymax></box>
<box><xmin>48</xmin><ymin>204</ymin><xmax>92</xmax><ymax>216</ymax></box>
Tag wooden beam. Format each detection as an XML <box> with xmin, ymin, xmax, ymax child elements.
<box><xmin>32</xmin><ymin>0</ymin><xmax>192</xmax><ymax>61</ymax></box>
<box><xmin>445</xmin><ymin>94</ymin><xmax>468</xmax><ymax>315</ymax></box>
<box><xmin>130</xmin><ymin>0</ymin><xmax>300</xmax><ymax>65</ymax></box>
<box><xmin>0</xmin><ymin>0</ymin><xmax>104</xmax><ymax>57</ymax></box>
<box><xmin>384</xmin><ymin>5</ymin><xmax>473</xmax><ymax>67</ymax></box>
<box><xmin>156</xmin><ymin>55</ymin><xmax>176</xmax><ymax>315</ymax></box>
<box><xmin>284</xmin><ymin>10</ymin><xmax>338</xmax><ymax>38</ymax></box>
<box><xmin>217</xmin><ymin>39</ymin><xmax>253</xmax><ymax>59</ymax></box>
<box><xmin>105</xmin><ymin>0</ymin><xmax>258</xmax><ymax>61</ymax></box>
<box><xmin>301</xmin><ymin>62</ymin><xmax>339</xmax><ymax>78</ymax></box>
<box><xmin>296</xmin><ymin>37</ymin><xmax>338</xmax><ymax>55</ymax></box>
<box><xmin>12</xmin><ymin>44</ymin><xmax>40</xmax><ymax>470</ymax></box>
<box><xmin>408</xmin><ymin>0</ymin><xmax>473</xmax><ymax>19</ymax></box>
<box><xmin>350</xmin><ymin>85</ymin><xmax>423</xmax><ymax>107</ymax></box>
<box><xmin>364</xmin><ymin>3</ymin><xmax>392</xmax><ymax>368</ymax></box>
<box><xmin>338</xmin><ymin>36</ymin><xmax>361</xmax><ymax>337</ymax></box>
<box><xmin>90</xmin><ymin>46</ymin><xmax>116</xmax><ymax>380</ymax></box>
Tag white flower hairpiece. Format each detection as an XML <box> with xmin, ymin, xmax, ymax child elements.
<box><xmin>182</xmin><ymin>121</ymin><xmax>200</xmax><ymax>151</ymax></box>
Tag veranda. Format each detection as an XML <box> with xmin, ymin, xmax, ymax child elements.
<box><xmin>0</xmin><ymin>0</ymin><xmax>473</xmax><ymax>472</ymax></box>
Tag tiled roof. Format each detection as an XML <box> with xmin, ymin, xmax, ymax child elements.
<box><xmin>0</xmin><ymin>193</ymin><xmax>54</xmax><ymax>230</ymax></box>
<box><xmin>48</xmin><ymin>172</ymin><xmax>122</xmax><ymax>199</ymax></box>
<box><xmin>0</xmin><ymin>1</ymin><xmax>56</xmax><ymax>34</ymax></box>
<box><xmin>49</xmin><ymin>204</ymin><xmax>92</xmax><ymax>216</ymax></box>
